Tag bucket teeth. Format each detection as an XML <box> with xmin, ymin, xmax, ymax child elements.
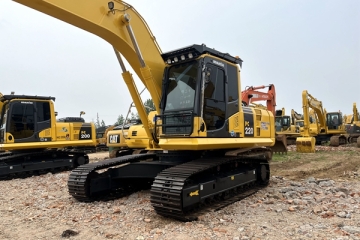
<box><xmin>296</xmin><ymin>137</ymin><xmax>315</xmax><ymax>153</ymax></box>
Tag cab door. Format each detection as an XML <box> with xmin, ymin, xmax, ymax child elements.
<box><xmin>6</xmin><ymin>100</ymin><xmax>51</xmax><ymax>143</ymax></box>
<box><xmin>7</xmin><ymin>101</ymin><xmax>36</xmax><ymax>142</ymax></box>
<box><xmin>202</xmin><ymin>63</ymin><xmax>226</xmax><ymax>134</ymax></box>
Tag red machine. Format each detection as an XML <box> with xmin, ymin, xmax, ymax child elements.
<box><xmin>241</xmin><ymin>84</ymin><xmax>276</xmax><ymax>115</ymax></box>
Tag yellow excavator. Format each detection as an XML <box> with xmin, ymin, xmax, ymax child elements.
<box><xmin>344</xmin><ymin>103</ymin><xmax>360</xmax><ymax>147</ymax></box>
<box><xmin>107</xmin><ymin>111</ymin><xmax>157</xmax><ymax>158</ymax></box>
<box><xmin>11</xmin><ymin>0</ymin><xmax>287</xmax><ymax>220</ymax></box>
<box><xmin>0</xmin><ymin>92</ymin><xmax>96</xmax><ymax>178</ymax></box>
<box><xmin>296</xmin><ymin>90</ymin><xmax>347</xmax><ymax>153</ymax></box>
<box><xmin>275</xmin><ymin>108</ymin><xmax>308</xmax><ymax>145</ymax></box>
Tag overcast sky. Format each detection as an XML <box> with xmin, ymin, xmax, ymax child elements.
<box><xmin>0</xmin><ymin>0</ymin><xmax>359</xmax><ymax>125</ymax></box>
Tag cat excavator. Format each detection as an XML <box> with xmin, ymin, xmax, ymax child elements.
<box><xmin>11</xmin><ymin>0</ymin><xmax>287</xmax><ymax>220</ymax></box>
<box><xmin>0</xmin><ymin>92</ymin><xmax>96</xmax><ymax>178</ymax></box>
<box><xmin>296</xmin><ymin>90</ymin><xmax>347</xmax><ymax>153</ymax></box>
<box><xmin>107</xmin><ymin>112</ymin><xmax>157</xmax><ymax>158</ymax></box>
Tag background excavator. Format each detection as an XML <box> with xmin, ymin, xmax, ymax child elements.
<box><xmin>0</xmin><ymin>92</ymin><xmax>96</xmax><ymax>178</ymax></box>
<box><xmin>345</xmin><ymin>103</ymin><xmax>360</xmax><ymax>147</ymax></box>
<box><xmin>95</xmin><ymin>125</ymin><xmax>112</xmax><ymax>152</ymax></box>
<box><xmin>107</xmin><ymin>100</ymin><xmax>157</xmax><ymax>158</ymax></box>
<box><xmin>107</xmin><ymin>112</ymin><xmax>156</xmax><ymax>158</ymax></box>
<box><xmin>240</xmin><ymin>84</ymin><xmax>287</xmax><ymax>150</ymax></box>
<box><xmin>241</xmin><ymin>84</ymin><xmax>276</xmax><ymax>115</ymax></box>
<box><xmin>274</xmin><ymin>109</ymin><xmax>304</xmax><ymax>145</ymax></box>
<box><xmin>296</xmin><ymin>90</ymin><xmax>347</xmax><ymax>153</ymax></box>
<box><xmin>12</xmin><ymin>0</ymin><xmax>287</xmax><ymax>221</ymax></box>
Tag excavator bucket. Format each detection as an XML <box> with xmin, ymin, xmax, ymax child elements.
<box><xmin>296</xmin><ymin>136</ymin><xmax>315</xmax><ymax>153</ymax></box>
<box><xmin>271</xmin><ymin>134</ymin><xmax>288</xmax><ymax>154</ymax></box>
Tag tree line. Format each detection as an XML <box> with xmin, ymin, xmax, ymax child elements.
<box><xmin>93</xmin><ymin>99</ymin><xmax>155</xmax><ymax>129</ymax></box>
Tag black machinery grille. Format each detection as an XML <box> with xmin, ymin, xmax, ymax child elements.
<box><xmin>155</xmin><ymin>111</ymin><xmax>194</xmax><ymax>136</ymax></box>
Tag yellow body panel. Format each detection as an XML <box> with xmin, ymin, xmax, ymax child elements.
<box><xmin>107</xmin><ymin>125</ymin><xmax>149</xmax><ymax>149</ymax></box>
<box><xmin>0</xmin><ymin>139</ymin><xmax>95</xmax><ymax>151</ymax></box>
<box><xmin>107</xmin><ymin>129</ymin><xmax>129</xmax><ymax>148</ymax></box>
<box><xmin>0</xmin><ymin>96</ymin><xmax>96</xmax><ymax>151</ymax></box>
<box><xmin>159</xmin><ymin>137</ymin><xmax>275</xmax><ymax>151</ymax></box>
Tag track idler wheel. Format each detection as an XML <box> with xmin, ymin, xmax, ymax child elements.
<box><xmin>257</xmin><ymin>163</ymin><xmax>270</xmax><ymax>186</ymax></box>
<box><xmin>357</xmin><ymin>137</ymin><xmax>360</xmax><ymax>148</ymax></box>
<box><xmin>75</xmin><ymin>156</ymin><xmax>89</xmax><ymax>167</ymax></box>
<box><xmin>329</xmin><ymin>136</ymin><xmax>340</xmax><ymax>146</ymax></box>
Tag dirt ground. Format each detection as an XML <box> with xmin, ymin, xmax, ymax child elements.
<box><xmin>1</xmin><ymin>146</ymin><xmax>360</xmax><ymax>240</ymax></box>
<box><xmin>271</xmin><ymin>145</ymin><xmax>360</xmax><ymax>181</ymax></box>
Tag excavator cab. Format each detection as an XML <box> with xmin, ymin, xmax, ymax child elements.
<box><xmin>275</xmin><ymin>116</ymin><xmax>291</xmax><ymax>132</ymax></box>
<box><xmin>326</xmin><ymin>112</ymin><xmax>342</xmax><ymax>130</ymax></box>
<box><xmin>1</xmin><ymin>96</ymin><xmax>52</xmax><ymax>144</ymax></box>
<box><xmin>157</xmin><ymin>44</ymin><xmax>287</xmax><ymax>154</ymax></box>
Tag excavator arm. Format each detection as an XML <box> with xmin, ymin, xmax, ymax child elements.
<box><xmin>290</xmin><ymin>109</ymin><xmax>303</xmax><ymax>125</ymax></box>
<box><xmin>13</xmin><ymin>0</ymin><xmax>165</xmax><ymax>144</ymax></box>
<box><xmin>353</xmin><ymin>103</ymin><xmax>359</xmax><ymax>122</ymax></box>
<box><xmin>295</xmin><ymin>90</ymin><xmax>319</xmax><ymax>153</ymax></box>
<box><xmin>302</xmin><ymin>91</ymin><xmax>327</xmax><ymax>130</ymax></box>
<box><xmin>241</xmin><ymin>84</ymin><xmax>276</xmax><ymax>115</ymax></box>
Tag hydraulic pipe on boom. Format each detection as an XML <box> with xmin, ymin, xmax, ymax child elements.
<box><xmin>112</xmin><ymin>47</ymin><xmax>156</xmax><ymax>146</ymax></box>
<box><xmin>120</xmin><ymin>13</ymin><xmax>161</xmax><ymax>114</ymax></box>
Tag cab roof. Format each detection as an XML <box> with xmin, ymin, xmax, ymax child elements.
<box><xmin>161</xmin><ymin>44</ymin><xmax>243</xmax><ymax>67</ymax></box>
<box><xmin>0</xmin><ymin>95</ymin><xmax>56</xmax><ymax>102</ymax></box>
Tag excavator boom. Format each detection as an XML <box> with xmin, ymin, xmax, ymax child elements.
<box><xmin>14</xmin><ymin>0</ymin><xmax>164</xmax><ymax>128</ymax></box>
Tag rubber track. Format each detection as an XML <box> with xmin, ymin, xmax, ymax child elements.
<box><xmin>0</xmin><ymin>151</ymin><xmax>12</xmax><ymax>158</ymax></box>
<box><xmin>151</xmin><ymin>155</ymin><xmax>267</xmax><ymax>221</ymax></box>
<box><xmin>0</xmin><ymin>149</ymin><xmax>88</xmax><ymax>179</ymax></box>
<box><xmin>185</xmin><ymin>184</ymin><xmax>264</xmax><ymax>221</ymax></box>
<box><xmin>68</xmin><ymin>153</ymin><xmax>156</xmax><ymax>201</ymax></box>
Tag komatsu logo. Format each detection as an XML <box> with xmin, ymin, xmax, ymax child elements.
<box><xmin>21</xmin><ymin>101</ymin><xmax>33</xmax><ymax>104</ymax></box>
<box><xmin>211</xmin><ymin>60</ymin><xmax>225</xmax><ymax>67</ymax></box>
